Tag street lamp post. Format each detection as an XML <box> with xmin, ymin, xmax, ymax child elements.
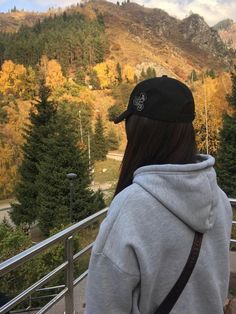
<box><xmin>66</xmin><ymin>173</ymin><xmax>77</xmax><ymax>223</ymax></box>
<box><xmin>79</xmin><ymin>110</ymin><xmax>83</xmax><ymax>143</ymax></box>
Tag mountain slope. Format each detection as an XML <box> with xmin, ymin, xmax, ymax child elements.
<box><xmin>82</xmin><ymin>1</ymin><xmax>233</xmax><ymax>75</ymax></box>
<box><xmin>0</xmin><ymin>0</ymin><xmax>234</xmax><ymax>79</ymax></box>
<box><xmin>215</xmin><ymin>19</ymin><xmax>236</xmax><ymax>51</ymax></box>
<box><xmin>0</xmin><ymin>11</ymin><xmax>46</xmax><ymax>32</ymax></box>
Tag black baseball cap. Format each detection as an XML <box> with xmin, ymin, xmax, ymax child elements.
<box><xmin>114</xmin><ymin>76</ymin><xmax>195</xmax><ymax>124</ymax></box>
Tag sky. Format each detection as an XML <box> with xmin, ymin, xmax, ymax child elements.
<box><xmin>0</xmin><ymin>0</ymin><xmax>236</xmax><ymax>26</ymax></box>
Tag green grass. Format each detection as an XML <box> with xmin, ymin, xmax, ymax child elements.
<box><xmin>93</xmin><ymin>159</ymin><xmax>121</xmax><ymax>206</ymax></box>
<box><xmin>94</xmin><ymin>159</ymin><xmax>121</xmax><ymax>185</ymax></box>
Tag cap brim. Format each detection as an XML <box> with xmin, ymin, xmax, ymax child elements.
<box><xmin>113</xmin><ymin>109</ymin><xmax>132</xmax><ymax>124</ymax></box>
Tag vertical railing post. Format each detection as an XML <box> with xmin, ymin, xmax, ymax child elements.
<box><xmin>65</xmin><ymin>235</ymin><xmax>74</xmax><ymax>314</ymax></box>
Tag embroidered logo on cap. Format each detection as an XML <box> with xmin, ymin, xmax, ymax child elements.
<box><xmin>133</xmin><ymin>92</ymin><xmax>147</xmax><ymax>111</ymax></box>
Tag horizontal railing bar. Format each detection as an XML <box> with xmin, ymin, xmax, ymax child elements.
<box><xmin>231</xmin><ymin>239</ymin><xmax>236</xmax><ymax>243</ymax></box>
<box><xmin>31</xmin><ymin>294</ymin><xmax>57</xmax><ymax>300</ymax></box>
<box><xmin>73</xmin><ymin>242</ymin><xmax>94</xmax><ymax>263</ymax></box>
<box><xmin>36</xmin><ymin>285</ymin><xmax>65</xmax><ymax>292</ymax></box>
<box><xmin>0</xmin><ymin>207</ymin><xmax>108</xmax><ymax>276</ymax></box>
<box><xmin>0</xmin><ymin>261</ymin><xmax>68</xmax><ymax>314</ymax></box>
<box><xmin>229</xmin><ymin>198</ymin><xmax>236</xmax><ymax>206</ymax></box>
<box><xmin>10</xmin><ymin>307</ymin><xmax>41</xmax><ymax>314</ymax></box>
<box><xmin>74</xmin><ymin>270</ymin><xmax>89</xmax><ymax>287</ymax></box>
<box><xmin>37</xmin><ymin>288</ymin><xmax>68</xmax><ymax>314</ymax></box>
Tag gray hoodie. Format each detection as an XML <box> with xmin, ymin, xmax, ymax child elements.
<box><xmin>85</xmin><ymin>155</ymin><xmax>232</xmax><ymax>314</ymax></box>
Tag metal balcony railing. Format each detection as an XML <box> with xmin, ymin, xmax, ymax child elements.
<box><xmin>0</xmin><ymin>199</ymin><xmax>236</xmax><ymax>314</ymax></box>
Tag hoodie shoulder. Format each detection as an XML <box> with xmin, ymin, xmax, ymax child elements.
<box><xmin>91</xmin><ymin>184</ymin><xmax>143</xmax><ymax>254</ymax></box>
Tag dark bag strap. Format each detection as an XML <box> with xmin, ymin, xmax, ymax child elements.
<box><xmin>155</xmin><ymin>231</ymin><xmax>203</xmax><ymax>314</ymax></box>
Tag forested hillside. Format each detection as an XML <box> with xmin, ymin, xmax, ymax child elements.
<box><xmin>0</xmin><ymin>11</ymin><xmax>109</xmax><ymax>74</ymax></box>
<box><xmin>0</xmin><ymin>0</ymin><xmax>234</xmax><ymax>202</ymax></box>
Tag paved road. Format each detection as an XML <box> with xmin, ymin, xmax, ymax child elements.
<box><xmin>0</xmin><ymin>202</ymin><xmax>12</xmax><ymax>211</ymax></box>
<box><xmin>107</xmin><ymin>152</ymin><xmax>124</xmax><ymax>161</ymax></box>
<box><xmin>0</xmin><ymin>203</ymin><xmax>12</xmax><ymax>224</ymax></box>
<box><xmin>91</xmin><ymin>182</ymin><xmax>113</xmax><ymax>192</ymax></box>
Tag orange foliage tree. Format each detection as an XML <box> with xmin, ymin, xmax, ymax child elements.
<box><xmin>0</xmin><ymin>60</ymin><xmax>37</xmax><ymax>99</ymax></box>
<box><xmin>39</xmin><ymin>56</ymin><xmax>65</xmax><ymax>90</ymax></box>
<box><xmin>0</xmin><ymin>60</ymin><xmax>37</xmax><ymax>198</ymax></box>
<box><xmin>0</xmin><ymin>100</ymin><xmax>32</xmax><ymax>198</ymax></box>
<box><xmin>193</xmin><ymin>73</ymin><xmax>231</xmax><ymax>155</ymax></box>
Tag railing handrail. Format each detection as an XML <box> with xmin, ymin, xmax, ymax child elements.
<box><xmin>0</xmin><ymin>207</ymin><xmax>108</xmax><ymax>277</ymax></box>
<box><xmin>0</xmin><ymin>199</ymin><xmax>235</xmax><ymax>314</ymax></box>
<box><xmin>1</xmin><ymin>198</ymin><xmax>235</xmax><ymax>276</ymax></box>
<box><xmin>229</xmin><ymin>198</ymin><xmax>236</xmax><ymax>207</ymax></box>
<box><xmin>0</xmin><ymin>207</ymin><xmax>108</xmax><ymax>314</ymax></box>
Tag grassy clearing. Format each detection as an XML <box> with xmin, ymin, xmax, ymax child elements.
<box><xmin>93</xmin><ymin>158</ymin><xmax>121</xmax><ymax>185</ymax></box>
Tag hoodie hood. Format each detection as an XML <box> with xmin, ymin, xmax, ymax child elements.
<box><xmin>133</xmin><ymin>155</ymin><xmax>217</xmax><ymax>233</ymax></box>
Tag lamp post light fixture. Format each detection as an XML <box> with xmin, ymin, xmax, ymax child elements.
<box><xmin>66</xmin><ymin>173</ymin><xmax>77</xmax><ymax>223</ymax></box>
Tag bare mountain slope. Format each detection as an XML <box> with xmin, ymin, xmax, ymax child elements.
<box><xmin>83</xmin><ymin>1</ymin><xmax>233</xmax><ymax>75</ymax></box>
<box><xmin>0</xmin><ymin>11</ymin><xmax>46</xmax><ymax>32</ymax></box>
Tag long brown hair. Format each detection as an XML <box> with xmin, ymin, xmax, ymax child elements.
<box><xmin>114</xmin><ymin>115</ymin><xmax>197</xmax><ymax>196</ymax></box>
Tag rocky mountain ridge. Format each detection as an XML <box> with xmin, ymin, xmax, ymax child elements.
<box><xmin>215</xmin><ymin>19</ymin><xmax>236</xmax><ymax>51</ymax></box>
<box><xmin>87</xmin><ymin>2</ymin><xmax>233</xmax><ymax>71</ymax></box>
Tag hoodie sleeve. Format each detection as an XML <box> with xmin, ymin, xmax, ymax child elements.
<box><xmin>85</xmin><ymin>251</ymin><xmax>140</xmax><ymax>314</ymax></box>
<box><xmin>85</xmin><ymin>191</ymin><xmax>141</xmax><ymax>314</ymax></box>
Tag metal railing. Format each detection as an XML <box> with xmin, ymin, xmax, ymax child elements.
<box><xmin>0</xmin><ymin>207</ymin><xmax>108</xmax><ymax>314</ymax></box>
<box><xmin>0</xmin><ymin>199</ymin><xmax>236</xmax><ymax>314</ymax></box>
<box><xmin>230</xmin><ymin>198</ymin><xmax>236</xmax><ymax>245</ymax></box>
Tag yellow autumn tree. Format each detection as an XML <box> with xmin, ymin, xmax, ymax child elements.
<box><xmin>0</xmin><ymin>60</ymin><xmax>37</xmax><ymax>100</ymax></box>
<box><xmin>123</xmin><ymin>64</ymin><xmax>135</xmax><ymax>83</ymax></box>
<box><xmin>94</xmin><ymin>60</ymin><xmax>118</xmax><ymax>89</ymax></box>
<box><xmin>0</xmin><ymin>60</ymin><xmax>37</xmax><ymax>198</ymax></box>
<box><xmin>46</xmin><ymin>60</ymin><xmax>65</xmax><ymax>90</ymax></box>
<box><xmin>193</xmin><ymin>73</ymin><xmax>231</xmax><ymax>155</ymax></box>
<box><xmin>0</xmin><ymin>100</ymin><xmax>32</xmax><ymax>198</ymax></box>
<box><xmin>0</xmin><ymin>60</ymin><xmax>26</xmax><ymax>98</ymax></box>
<box><xmin>39</xmin><ymin>56</ymin><xmax>66</xmax><ymax>91</ymax></box>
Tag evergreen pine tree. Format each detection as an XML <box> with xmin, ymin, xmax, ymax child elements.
<box><xmin>208</xmin><ymin>69</ymin><xmax>216</xmax><ymax>79</ymax></box>
<box><xmin>36</xmin><ymin>108</ymin><xmax>105</xmax><ymax>236</ymax></box>
<box><xmin>75</xmin><ymin>69</ymin><xmax>86</xmax><ymax>85</ymax></box>
<box><xmin>107</xmin><ymin>104</ymin><xmax>123</xmax><ymax>122</ymax></box>
<box><xmin>11</xmin><ymin>83</ymin><xmax>56</xmax><ymax>227</ymax></box>
<box><xmin>146</xmin><ymin>67</ymin><xmax>153</xmax><ymax>79</ymax></box>
<box><xmin>140</xmin><ymin>69</ymin><xmax>146</xmax><ymax>81</ymax></box>
<box><xmin>89</xmin><ymin>70</ymin><xmax>100</xmax><ymax>89</ymax></box>
<box><xmin>191</xmin><ymin>70</ymin><xmax>198</xmax><ymax>82</ymax></box>
<box><xmin>152</xmin><ymin>68</ymin><xmax>157</xmax><ymax>78</ymax></box>
<box><xmin>116</xmin><ymin>63</ymin><xmax>122</xmax><ymax>83</ymax></box>
<box><xmin>216</xmin><ymin>70</ymin><xmax>236</xmax><ymax>197</ymax></box>
<box><xmin>91</xmin><ymin>114</ymin><xmax>108</xmax><ymax>161</ymax></box>
<box><xmin>107</xmin><ymin>128</ymin><xmax>120</xmax><ymax>151</ymax></box>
